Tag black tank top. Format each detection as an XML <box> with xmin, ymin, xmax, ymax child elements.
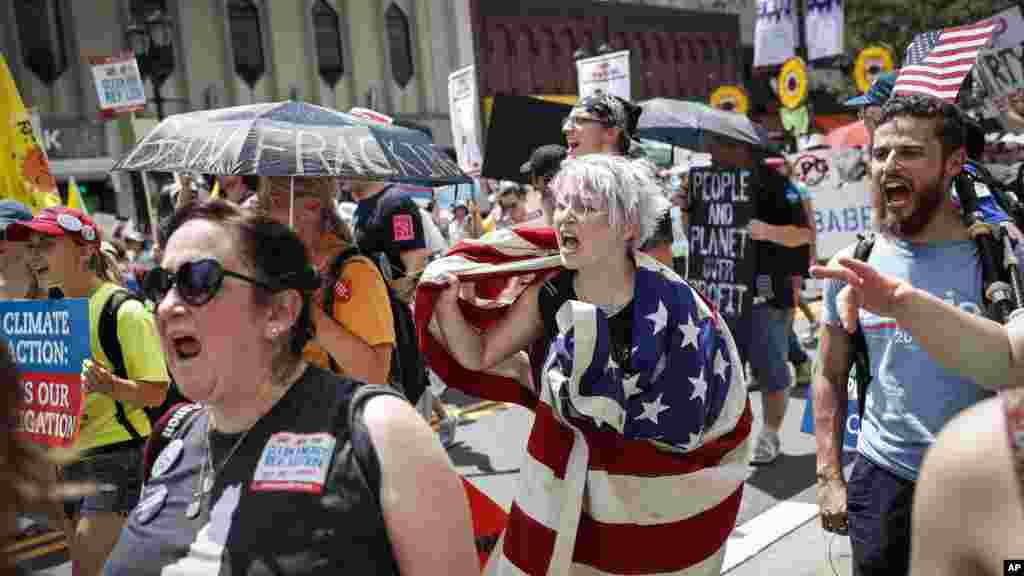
<box><xmin>532</xmin><ymin>270</ymin><xmax>636</xmax><ymax>388</ymax></box>
<box><xmin>102</xmin><ymin>367</ymin><xmax>400</xmax><ymax>575</ymax></box>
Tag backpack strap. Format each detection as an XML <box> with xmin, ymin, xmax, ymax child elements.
<box><xmin>141</xmin><ymin>402</ymin><xmax>204</xmax><ymax>484</ymax></box>
<box><xmin>851</xmin><ymin>233</ymin><xmax>876</xmax><ymax>421</ymax></box>
<box><xmin>98</xmin><ymin>289</ymin><xmax>145</xmax><ymax>442</ymax></box>
<box><xmin>346</xmin><ymin>384</ymin><xmax>405</xmax><ymax>503</ymax></box>
<box><xmin>321</xmin><ymin>246</ymin><xmax>364</xmax><ymax>372</ymax></box>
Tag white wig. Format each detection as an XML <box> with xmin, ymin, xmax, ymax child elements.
<box><xmin>549</xmin><ymin>154</ymin><xmax>670</xmax><ymax>250</ymax></box>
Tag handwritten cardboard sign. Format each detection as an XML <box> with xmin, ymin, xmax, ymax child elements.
<box><xmin>5</xmin><ymin>299</ymin><xmax>90</xmax><ymax>448</ymax></box>
<box><xmin>687</xmin><ymin>168</ymin><xmax>756</xmax><ymax>326</ymax></box>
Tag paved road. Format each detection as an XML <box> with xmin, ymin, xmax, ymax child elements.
<box><xmin>15</xmin><ymin>310</ymin><xmax>844</xmax><ymax>575</ymax></box>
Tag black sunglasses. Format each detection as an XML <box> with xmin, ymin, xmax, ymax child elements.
<box><xmin>144</xmin><ymin>259</ymin><xmax>279</xmax><ymax>306</ymax></box>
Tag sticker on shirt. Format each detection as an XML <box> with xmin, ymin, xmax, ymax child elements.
<box><xmin>392</xmin><ymin>214</ymin><xmax>415</xmax><ymax>242</ymax></box>
<box><xmin>251</xmin><ymin>432</ymin><xmax>337</xmax><ymax>494</ymax></box>
<box><xmin>151</xmin><ymin>438</ymin><xmax>184</xmax><ymax>479</ymax></box>
<box><xmin>135</xmin><ymin>484</ymin><xmax>168</xmax><ymax>524</ymax></box>
<box><xmin>334</xmin><ymin>278</ymin><xmax>353</xmax><ymax>303</ymax></box>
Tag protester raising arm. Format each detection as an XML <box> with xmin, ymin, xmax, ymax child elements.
<box><xmin>811</xmin><ymin>257</ymin><xmax>1024</xmax><ymax>391</ymax></box>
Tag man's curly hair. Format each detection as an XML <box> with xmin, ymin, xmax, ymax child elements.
<box><xmin>877</xmin><ymin>95</ymin><xmax>967</xmax><ymax>157</ymax></box>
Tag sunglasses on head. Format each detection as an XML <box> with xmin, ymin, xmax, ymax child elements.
<box><xmin>143</xmin><ymin>259</ymin><xmax>280</xmax><ymax>306</ymax></box>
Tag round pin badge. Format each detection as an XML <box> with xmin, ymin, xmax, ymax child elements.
<box><xmin>135</xmin><ymin>484</ymin><xmax>168</xmax><ymax>524</ymax></box>
<box><xmin>151</xmin><ymin>438</ymin><xmax>184</xmax><ymax>479</ymax></box>
<box><xmin>80</xmin><ymin>225</ymin><xmax>96</xmax><ymax>242</ymax></box>
<box><xmin>56</xmin><ymin>213</ymin><xmax>83</xmax><ymax>232</ymax></box>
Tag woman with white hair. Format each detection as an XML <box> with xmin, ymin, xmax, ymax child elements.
<box><xmin>428</xmin><ymin>154</ymin><xmax>751</xmax><ymax>575</ymax></box>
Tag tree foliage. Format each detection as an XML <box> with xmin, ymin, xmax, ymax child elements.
<box><xmin>845</xmin><ymin>0</ymin><xmax>1020</xmax><ymax>61</ymax></box>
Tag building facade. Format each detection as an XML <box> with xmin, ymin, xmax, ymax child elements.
<box><xmin>0</xmin><ymin>0</ymin><xmax>750</xmax><ymax>222</ymax></box>
<box><xmin>0</xmin><ymin>0</ymin><xmax>476</xmax><ymax>222</ymax></box>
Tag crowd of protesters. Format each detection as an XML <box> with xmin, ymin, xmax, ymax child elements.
<box><xmin>2</xmin><ymin>68</ymin><xmax>1023</xmax><ymax>575</ymax></box>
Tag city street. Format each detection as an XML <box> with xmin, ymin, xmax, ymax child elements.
<box><xmin>14</xmin><ymin>314</ymin><xmax>855</xmax><ymax>576</ymax></box>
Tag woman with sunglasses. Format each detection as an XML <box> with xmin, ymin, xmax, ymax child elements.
<box><xmin>103</xmin><ymin>200</ymin><xmax>476</xmax><ymax>575</ymax></box>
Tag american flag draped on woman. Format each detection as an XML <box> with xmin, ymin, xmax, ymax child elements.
<box><xmin>416</xmin><ymin>155</ymin><xmax>753</xmax><ymax>575</ymax></box>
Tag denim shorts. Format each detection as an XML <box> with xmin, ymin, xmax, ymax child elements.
<box><xmin>61</xmin><ymin>441</ymin><xmax>144</xmax><ymax>517</ymax></box>
<box><xmin>746</xmin><ymin>304</ymin><xmax>793</xmax><ymax>392</ymax></box>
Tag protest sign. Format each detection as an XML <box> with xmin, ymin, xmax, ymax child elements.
<box><xmin>801</xmin><ymin>379</ymin><xmax>860</xmax><ymax>452</ymax></box>
<box><xmin>787</xmin><ymin>148</ymin><xmax>873</xmax><ymax>260</ymax></box>
<box><xmin>576</xmin><ymin>50</ymin><xmax>631</xmax><ymax>101</ymax></box>
<box><xmin>687</xmin><ymin>167</ymin><xmax>756</xmax><ymax>325</ymax></box>
<box><xmin>754</xmin><ymin>0</ymin><xmax>797</xmax><ymax>67</ymax></box>
<box><xmin>448</xmin><ymin>65</ymin><xmax>483</xmax><ymax>176</ymax></box>
<box><xmin>804</xmin><ymin>0</ymin><xmax>844</xmax><ymax>62</ymax></box>
<box><xmin>975</xmin><ymin>7</ymin><xmax>1024</xmax><ymax>124</ymax></box>
<box><xmin>4</xmin><ymin>299</ymin><xmax>89</xmax><ymax>448</ymax></box>
<box><xmin>89</xmin><ymin>54</ymin><xmax>147</xmax><ymax>117</ymax></box>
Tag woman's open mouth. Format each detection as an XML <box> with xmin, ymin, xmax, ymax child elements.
<box><xmin>172</xmin><ymin>335</ymin><xmax>202</xmax><ymax>361</ymax></box>
<box><xmin>559</xmin><ymin>230</ymin><xmax>580</xmax><ymax>252</ymax></box>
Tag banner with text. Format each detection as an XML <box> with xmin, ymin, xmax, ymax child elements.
<box><xmin>787</xmin><ymin>148</ymin><xmax>873</xmax><ymax>260</ymax></box>
<box><xmin>5</xmin><ymin>299</ymin><xmax>89</xmax><ymax>448</ymax></box>
<box><xmin>89</xmin><ymin>54</ymin><xmax>146</xmax><ymax>117</ymax></box>
<box><xmin>804</xmin><ymin>0</ymin><xmax>844</xmax><ymax>62</ymax></box>
<box><xmin>976</xmin><ymin>6</ymin><xmax>1024</xmax><ymax>125</ymax></box>
<box><xmin>687</xmin><ymin>168</ymin><xmax>756</xmax><ymax>338</ymax></box>
<box><xmin>448</xmin><ymin>65</ymin><xmax>484</xmax><ymax>176</ymax></box>
<box><xmin>754</xmin><ymin>0</ymin><xmax>798</xmax><ymax>67</ymax></box>
<box><xmin>576</xmin><ymin>50</ymin><xmax>631</xmax><ymax>101</ymax></box>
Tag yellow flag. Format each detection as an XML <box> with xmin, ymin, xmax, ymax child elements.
<box><xmin>0</xmin><ymin>54</ymin><xmax>61</xmax><ymax>213</ymax></box>
<box><xmin>209</xmin><ymin>180</ymin><xmax>222</xmax><ymax>200</ymax></box>
<box><xmin>67</xmin><ymin>176</ymin><xmax>89</xmax><ymax>215</ymax></box>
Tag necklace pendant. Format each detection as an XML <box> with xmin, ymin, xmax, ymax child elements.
<box><xmin>202</xmin><ymin>474</ymin><xmax>214</xmax><ymax>494</ymax></box>
<box><xmin>185</xmin><ymin>496</ymin><xmax>202</xmax><ymax>519</ymax></box>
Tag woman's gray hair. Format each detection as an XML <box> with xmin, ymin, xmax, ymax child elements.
<box><xmin>549</xmin><ymin>154</ymin><xmax>670</xmax><ymax>250</ymax></box>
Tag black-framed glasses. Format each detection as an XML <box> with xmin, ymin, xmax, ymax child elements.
<box><xmin>143</xmin><ymin>259</ymin><xmax>279</xmax><ymax>306</ymax></box>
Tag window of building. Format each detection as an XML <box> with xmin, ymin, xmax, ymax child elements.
<box><xmin>313</xmin><ymin>0</ymin><xmax>345</xmax><ymax>88</ymax></box>
<box><xmin>13</xmin><ymin>0</ymin><xmax>68</xmax><ymax>85</ymax></box>
<box><xmin>227</xmin><ymin>0</ymin><xmax>266</xmax><ymax>89</ymax></box>
<box><xmin>385</xmin><ymin>3</ymin><xmax>414</xmax><ymax>88</ymax></box>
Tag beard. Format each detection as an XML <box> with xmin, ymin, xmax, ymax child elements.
<box><xmin>875</xmin><ymin>171</ymin><xmax>947</xmax><ymax>238</ymax></box>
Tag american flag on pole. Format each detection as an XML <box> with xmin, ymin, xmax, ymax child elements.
<box><xmin>894</xmin><ymin>19</ymin><xmax>996</xmax><ymax>102</ymax></box>
<box><xmin>416</xmin><ymin>227</ymin><xmax>753</xmax><ymax>575</ymax></box>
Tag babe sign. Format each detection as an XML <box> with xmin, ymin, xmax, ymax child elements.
<box><xmin>3</xmin><ymin>299</ymin><xmax>90</xmax><ymax>448</ymax></box>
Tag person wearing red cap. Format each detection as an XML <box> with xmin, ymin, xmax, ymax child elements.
<box><xmin>8</xmin><ymin>207</ymin><xmax>170</xmax><ymax>576</ymax></box>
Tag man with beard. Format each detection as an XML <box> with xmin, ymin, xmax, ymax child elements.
<box><xmin>812</xmin><ymin>95</ymin><xmax>994</xmax><ymax>575</ymax></box>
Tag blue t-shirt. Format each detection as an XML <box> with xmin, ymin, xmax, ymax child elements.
<box><xmin>822</xmin><ymin>235</ymin><xmax>994</xmax><ymax>481</ymax></box>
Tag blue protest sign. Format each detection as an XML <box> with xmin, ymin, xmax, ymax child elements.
<box><xmin>3</xmin><ymin>299</ymin><xmax>90</xmax><ymax>447</ymax></box>
<box><xmin>800</xmin><ymin>393</ymin><xmax>860</xmax><ymax>452</ymax></box>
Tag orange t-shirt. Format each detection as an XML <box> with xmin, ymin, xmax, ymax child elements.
<box><xmin>304</xmin><ymin>234</ymin><xmax>396</xmax><ymax>371</ymax></box>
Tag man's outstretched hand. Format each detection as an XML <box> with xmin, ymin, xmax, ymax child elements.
<box><xmin>810</xmin><ymin>257</ymin><xmax>913</xmax><ymax>334</ymax></box>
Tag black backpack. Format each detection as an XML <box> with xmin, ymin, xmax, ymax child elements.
<box><xmin>99</xmin><ymin>290</ymin><xmax>186</xmax><ymax>435</ymax></box>
<box><xmin>321</xmin><ymin>247</ymin><xmax>428</xmax><ymax>404</ymax></box>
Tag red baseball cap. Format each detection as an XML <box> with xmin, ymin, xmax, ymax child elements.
<box><xmin>6</xmin><ymin>207</ymin><xmax>101</xmax><ymax>246</ymax></box>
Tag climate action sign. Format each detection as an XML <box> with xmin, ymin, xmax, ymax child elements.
<box><xmin>4</xmin><ymin>299</ymin><xmax>89</xmax><ymax>448</ymax></box>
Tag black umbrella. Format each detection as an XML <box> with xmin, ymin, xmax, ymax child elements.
<box><xmin>112</xmin><ymin>101</ymin><xmax>468</xmax><ymax>185</ymax></box>
<box><xmin>481</xmin><ymin>95</ymin><xmax>572</xmax><ymax>184</ymax></box>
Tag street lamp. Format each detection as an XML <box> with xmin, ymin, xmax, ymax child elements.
<box><xmin>126</xmin><ymin>11</ymin><xmax>175</xmax><ymax>119</ymax></box>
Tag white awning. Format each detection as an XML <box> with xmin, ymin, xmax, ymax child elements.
<box><xmin>49</xmin><ymin>157</ymin><xmax>116</xmax><ymax>180</ymax></box>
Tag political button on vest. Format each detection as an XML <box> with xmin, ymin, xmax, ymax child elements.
<box><xmin>135</xmin><ymin>484</ymin><xmax>168</xmax><ymax>524</ymax></box>
<box><xmin>151</xmin><ymin>438</ymin><xmax>185</xmax><ymax>479</ymax></box>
